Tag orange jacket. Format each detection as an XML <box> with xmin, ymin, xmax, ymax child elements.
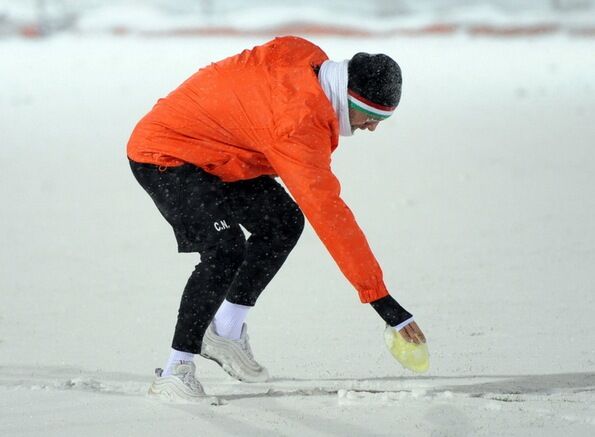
<box><xmin>127</xmin><ymin>36</ymin><xmax>389</xmax><ymax>303</ymax></box>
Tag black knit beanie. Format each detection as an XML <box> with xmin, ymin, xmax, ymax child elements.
<box><xmin>348</xmin><ymin>53</ymin><xmax>402</xmax><ymax>108</ymax></box>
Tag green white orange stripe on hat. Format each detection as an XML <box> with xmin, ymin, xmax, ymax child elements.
<box><xmin>347</xmin><ymin>89</ymin><xmax>396</xmax><ymax>120</ymax></box>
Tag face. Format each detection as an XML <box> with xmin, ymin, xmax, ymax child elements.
<box><xmin>349</xmin><ymin>107</ymin><xmax>382</xmax><ymax>133</ymax></box>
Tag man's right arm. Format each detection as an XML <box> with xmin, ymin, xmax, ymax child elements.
<box><xmin>264</xmin><ymin>139</ymin><xmax>389</xmax><ymax>304</ymax></box>
<box><xmin>264</xmin><ymin>139</ymin><xmax>427</xmax><ymax>343</ymax></box>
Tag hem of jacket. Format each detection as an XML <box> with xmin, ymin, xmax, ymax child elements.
<box><xmin>127</xmin><ymin>153</ymin><xmax>186</xmax><ymax>168</ymax></box>
<box><xmin>359</xmin><ymin>289</ymin><xmax>389</xmax><ymax>304</ymax></box>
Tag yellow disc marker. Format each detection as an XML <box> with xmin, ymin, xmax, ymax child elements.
<box><xmin>384</xmin><ymin>325</ymin><xmax>430</xmax><ymax>373</ymax></box>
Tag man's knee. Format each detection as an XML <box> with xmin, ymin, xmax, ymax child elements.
<box><xmin>199</xmin><ymin>234</ymin><xmax>245</xmax><ymax>276</ymax></box>
<box><xmin>278</xmin><ymin>205</ymin><xmax>304</xmax><ymax>250</ymax></box>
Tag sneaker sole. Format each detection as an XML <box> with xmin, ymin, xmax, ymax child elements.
<box><xmin>147</xmin><ymin>381</ymin><xmax>220</xmax><ymax>405</ymax></box>
<box><xmin>200</xmin><ymin>350</ymin><xmax>269</xmax><ymax>383</ymax></box>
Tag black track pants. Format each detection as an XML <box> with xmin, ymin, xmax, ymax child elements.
<box><xmin>130</xmin><ymin>161</ymin><xmax>304</xmax><ymax>353</ymax></box>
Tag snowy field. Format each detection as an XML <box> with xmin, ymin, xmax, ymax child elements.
<box><xmin>1</xmin><ymin>33</ymin><xmax>594</xmax><ymax>436</ymax></box>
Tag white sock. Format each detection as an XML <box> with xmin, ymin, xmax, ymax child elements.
<box><xmin>162</xmin><ymin>348</ymin><xmax>194</xmax><ymax>377</ymax></box>
<box><xmin>213</xmin><ymin>300</ymin><xmax>251</xmax><ymax>340</ymax></box>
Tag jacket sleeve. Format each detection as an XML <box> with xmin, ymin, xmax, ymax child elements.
<box><xmin>263</xmin><ymin>134</ymin><xmax>389</xmax><ymax>303</ymax></box>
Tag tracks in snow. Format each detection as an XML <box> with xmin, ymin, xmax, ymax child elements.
<box><xmin>1</xmin><ymin>365</ymin><xmax>594</xmax><ymax>403</ymax></box>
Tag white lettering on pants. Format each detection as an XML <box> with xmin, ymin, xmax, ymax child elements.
<box><xmin>214</xmin><ymin>220</ymin><xmax>230</xmax><ymax>232</ymax></box>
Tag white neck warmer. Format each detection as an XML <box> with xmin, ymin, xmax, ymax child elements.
<box><xmin>318</xmin><ymin>60</ymin><xmax>353</xmax><ymax>137</ymax></box>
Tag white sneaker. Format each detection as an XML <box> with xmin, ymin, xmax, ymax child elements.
<box><xmin>201</xmin><ymin>323</ymin><xmax>269</xmax><ymax>383</ymax></box>
<box><xmin>148</xmin><ymin>361</ymin><xmax>216</xmax><ymax>403</ymax></box>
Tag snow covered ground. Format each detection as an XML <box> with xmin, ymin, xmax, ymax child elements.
<box><xmin>1</xmin><ymin>32</ymin><xmax>594</xmax><ymax>436</ymax></box>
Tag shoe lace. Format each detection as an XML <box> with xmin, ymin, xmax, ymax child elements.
<box><xmin>178</xmin><ymin>364</ymin><xmax>201</xmax><ymax>391</ymax></box>
<box><xmin>239</xmin><ymin>334</ymin><xmax>255</xmax><ymax>361</ymax></box>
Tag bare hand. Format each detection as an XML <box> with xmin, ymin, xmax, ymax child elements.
<box><xmin>399</xmin><ymin>321</ymin><xmax>426</xmax><ymax>344</ymax></box>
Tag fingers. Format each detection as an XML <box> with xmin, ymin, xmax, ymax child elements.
<box><xmin>399</xmin><ymin>324</ymin><xmax>416</xmax><ymax>343</ymax></box>
<box><xmin>411</xmin><ymin>322</ymin><xmax>427</xmax><ymax>344</ymax></box>
<box><xmin>399</xmin><ymin>321</ymin><xmax>426</xmax><ymax>344</ymax></box>
<box><xmin>399</xmin><ymin>326</ymin><xmax>415</xmax><ymax>343</ymax></box>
